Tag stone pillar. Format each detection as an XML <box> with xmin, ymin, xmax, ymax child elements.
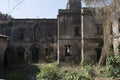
<box><xmin>112</xmin><ymin>19</ymin><xmax>119</xmax><ymax>55</ymax></box>
<box><xmin>57</xmin><ymin>17</ymin><xmax>60</xmax><ymax>64</ymax></box>
<box><xmin>81</xmin><ymin>8</ymin><xmax>84</xmax><ymax>63</ymax></box>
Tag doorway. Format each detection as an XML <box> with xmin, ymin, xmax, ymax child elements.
<box><xmin>30</xmin><ymin>44</ymin><xmax>40</xmax><ymax>63</ymax></box>
<box><xmin>17</xmin><ymin>47</ymin><xmax>25</xmax><ymax>63</ymax></box>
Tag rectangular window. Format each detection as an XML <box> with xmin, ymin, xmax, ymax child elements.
<box><xmin>46</xmin><ymin>29</ymin><xmax>53</xmax><ymax>37</ymax></box>
<box><xmin>96</xmin><ymin>24</ymin><xmax>103</xmax><ymax>35</ymax></box>
<box><xmin>65</xmin><ymin>45</ymin><xmax>71</xmax><ymax>56</ymax></box>
<box><xmin>74</xmin><ymin>27</ymin><xmax>80</xmax><ymax>36</ymax></box>
<box><xmin>18</xmin><ymin>29</ymin><xmax>25</xmax><ymax>41</ymax></box>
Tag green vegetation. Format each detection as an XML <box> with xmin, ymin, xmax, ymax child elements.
<box><xmin>5</xmin><ymin>55</ymin><xmax>120</xmax><ymax>80</ymax></box>
<box><xmin>63</xmin><ymin>70</ymin><xmax>91</xmax><ymax>80</ymax></box>
<box><xmin>5</xmin><ymin>63</ymin><xmax>94</xmax><ymax>80</ymax></box>
<box><xmin>36</xmin><ymin>63</ymin><xmax>61</xmax><ymax>80</ymax></box>
<box><xmin>99</xmin><ymin>53</ymin><xmax>120</xmax><ymax>78</ymax></box>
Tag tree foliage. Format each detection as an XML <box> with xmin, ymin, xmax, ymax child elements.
<box><xmin>0</xmin><ymin>12</ymin><xmax>12</xmax><ymax>21</ymax></box>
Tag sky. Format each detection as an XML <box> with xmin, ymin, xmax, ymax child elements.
<box><xmin>0</xmin><ymin>0</ymin><xmax>68</xmax><ymax>18</ymax></box>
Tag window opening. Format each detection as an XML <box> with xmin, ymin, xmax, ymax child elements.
<box><xmin>65</xmin><ymin>45</ymin><xmax>71</xmax><ymax>56</ymax></box>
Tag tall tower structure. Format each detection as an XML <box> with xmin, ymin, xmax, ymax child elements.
<box><xmin>57</xmin><ymin>0</ymin><xmax>101</xmax><ymax>63</ymax></box>
<box><xmin>66</xmin><ymin>0</ymin><xmax>81</xmax><ymax>10</ymax></box>
<box><xmin>57</xmin><ymin>0</ymin><xmax>82</xmax><ymax>63</ymax></box>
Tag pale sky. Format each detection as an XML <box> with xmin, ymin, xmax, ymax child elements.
<box><xmin>0</xmin><ymin>0</ymin><xmax>112</xmax><ymax>19</ymax></box>
<box><xmin>0</xmin><ymin>0</ymin><xmax>68</xmax><ymax>18</ymax></box>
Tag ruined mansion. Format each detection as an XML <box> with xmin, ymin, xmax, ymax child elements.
<box><xmin>0</xmin><ymin>0</ymin><xmax>106</xmax><ymax>64</ymax></box>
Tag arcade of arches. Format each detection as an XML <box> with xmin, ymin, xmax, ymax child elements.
<box><xmin>3</xmin><ymin>43</ymin><xmax>57</xmax><ymax>65</ymax></box>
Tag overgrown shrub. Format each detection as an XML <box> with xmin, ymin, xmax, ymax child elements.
<box><xmin>37</xmin><ymin>64</ymin><xmax>61</xmax><ymax>80</ymax></box>
<box><xmin>45</xmin><ymin>52</ymin><xmax>57</xmax><ymax>63</ymax></box>
<box><xmin>99</xmin><ymin>53</ymin><xmax>120</xmax><ymax>78</ymax></box>
<box><xmin>63</xmin><ymin>70</ymin><xmax>90</xmax><ymax>80</ymax></box>
<box><xmin>5</xmin><ymin>62</ymin><xmax>99</xmax><ymax>80</ymax></box>
<box><xmin>61</xmin><ymin>62</ymin><xmax>96</xmax><ymax>80</ymax></box>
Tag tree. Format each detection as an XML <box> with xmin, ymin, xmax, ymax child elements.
<box><xmin>82</xmin><ymin>0</ymin><xmax>120</xmax><ymax>65</ymax></box>
<box><xmin>0</xmin><ymin>12</ymin><xmax>12</xmax><ymax>21</ymax></box>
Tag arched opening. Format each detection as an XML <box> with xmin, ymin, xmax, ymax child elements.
<box><xmin>17</xmin><ymin>47</ymin><xmax>25</xmax><ymax>64</ymax></box>
<box><xmin>30</xmin><ymin>44</ymin><xmax>40</xmax><ymax>63</ymax></box>
<box><xmin>3</xmin><ymin>51</ymin><xmax>9</xmax><ymax>67</ymax></box>
<box><xmin>32</xmin><ymin>47</ymin><xmax>39</xmax><ymax>63</ymax></box>
<box><xmin>3</xmin><ymin>45</ymin><xmax>15</xmax><ymax>67</ymax></box>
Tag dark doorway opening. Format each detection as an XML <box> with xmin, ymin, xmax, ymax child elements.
<box><xmin>17</xmin><ymin>47</ymin><xmax>25</xmax><ymax>64</ymax></box>
<box><xmin>32</xmin><ymin>47</ymin><xmax>39</xmax><ymax>63</ymax></box>
<box><xmin>3</xmin><ymin>45</ymin><xmax>15</xmax><ymax>67</ymax></box>
<box><xmin>95</xmin><ymin>41</ymin><xmax>103</xmax><ymax>62</ymax></box>
<box><xmin>3</xmin><ymin>52</ymin><xmax>8</xmax><ymax>67</ymax></box>
<box><xmin>30</xmin><ymin>44</ymin><xmax>40</xmax><ymax>63</ymax></box>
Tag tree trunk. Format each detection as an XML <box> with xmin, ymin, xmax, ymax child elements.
<box><xmin>99</xmin><ymin>19</ymin><xmax>111</xmax><ymax>66</ymax></box>
<box><xmin>112</xmin><ymin>19</ymin><xmax>119</xmax><ymax>55</ymax></box>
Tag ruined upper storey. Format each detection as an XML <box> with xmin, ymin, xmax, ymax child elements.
<box><xmin>66</xmin><ymin>0</ymin><xmax>81</xmax><ymax>10</ymax></box>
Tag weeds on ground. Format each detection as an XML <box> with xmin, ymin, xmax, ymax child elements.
<box><xmin>99</xmin><ymin>53</ymin><xmax>120</xmax><ymax>78</ymax></box>
<box><xmin>6</xmin><ymin>54</ymin><xmax>120</xmax><ymax>80</ymax></box>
